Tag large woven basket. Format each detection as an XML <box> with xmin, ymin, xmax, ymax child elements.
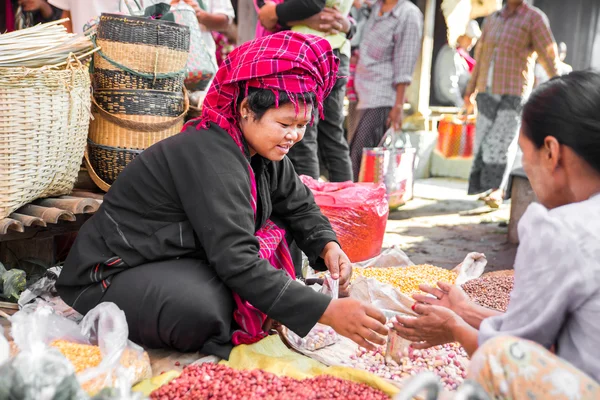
<box><xmin>92</xmin><ymin>13</ymin><xmax>190</xmax><ymax>91</ymax></box>
<box><xmin>0</xmin><ymin>63</ymin><xmax>91</xmax><ymax>219</ymax></box>
<box><xmin>92</xmin><ymin>67</ymin><xmax>184</xmax><ymax>92</ymax></box>
<box><xmin>87</xmin><ymin>88</ymin><xmax>188</xmax><ymax>189</ymax></box>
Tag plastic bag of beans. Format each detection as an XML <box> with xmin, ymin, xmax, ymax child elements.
<box><xmin>7</xmin><ymin>303</ymin><xmax>151</xmax><ymax>398</ymax></box>
<box><xmin>300</xmin><ymin>176</ymin><xmax>389</xmax><ymax>263</ymax></box>
<box><xmin>286</xmin><ymin>276</ymin><xmax>340</xmax><ymax>351</ymax></box>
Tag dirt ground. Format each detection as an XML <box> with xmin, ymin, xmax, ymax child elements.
<box><xmin>383</xmin><ymin>178</ymin><xmax>518</xmax><ymax>272</ymax></box>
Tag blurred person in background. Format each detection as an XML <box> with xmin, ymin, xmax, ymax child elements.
<box><xmin>345</xmin><ymin>0</ymin><xmax>372</xmax><ymax>144</ymax></box>
<box><xmin>348</xmin><ymin>0</ymin><xmax>423</xmax><ymax>181</ymax></box>
<box><xmin>256</xmin><ymin>0</ymin><xmax>356</xmax><ymax>182</ymax></box>
<box><xmin>433</xmin><ymin>20</ymin><xmax>481</xmax><ymax>107</ymax></box>
<box><xmin>463</xmin><ymin>0</ymin><xmax>559</xmax><ymax>207</ymax></box>
<box><xmin>172</xmin><ymin>0</ymin><xmax>235</xmax><ymax>107</ymax></box>
<box><xmin>1</xmin><ymin>0</ymin><xmax>62</xmax><ymax>32</ymax></box>
<box><xmin>49</xmin><ymin>0</ymin><xmax>123</xmax><ymax>33</ymax></box>
<box><xmin>535</xmin><ymin>41</ymin><xmax>572</xmax><ymax>87</ymax></box>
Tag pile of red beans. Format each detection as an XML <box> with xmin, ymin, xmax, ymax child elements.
<box><xmin>150</xmin><ymin>363</ymin><xmax>390</xmax><ymax>400</ymax></box>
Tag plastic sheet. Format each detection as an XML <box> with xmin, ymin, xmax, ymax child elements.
<box><xmin>301</xmin><ymin>176</ymin><xmax>389</xmax><ymax>263</ymax></box>
<box><xmin>18</xmin><ymin>266</ymin><xmax>83</xmax><ymax>322</ymax></box>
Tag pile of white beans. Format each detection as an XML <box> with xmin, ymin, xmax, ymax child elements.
<box><xmin>344</xmin><ymin>343</ymin><xmax>469</xmax><ymax>391</ymax></box>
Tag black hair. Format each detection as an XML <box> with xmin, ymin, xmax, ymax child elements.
<box><xmin>521</xmin><ymin>70</ymin><xmax>600</xmax><ymax>174</ymax></box>
<box><xmin>237</xmin><ymin>87</ymin><xmax>317</xmax><ymax>120</ymax></box>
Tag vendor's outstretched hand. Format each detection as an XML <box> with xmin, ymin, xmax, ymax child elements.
<box><xmin>412</xmin><ymin>282</ymin><xmax>470</xmax><ymax>314</ymax></box>
<box><xmin>392</xmin><ymin>303</ymin><xmax>458</xmax><ymax>349</ymax></box>
<box><xmin>321</xmin><ymin>242</ymin><xmax>352</xmax><ymax>296</ymax></box>
<box><xmin>319</xmin><ymin>298</ymin><xmax>388</xmax><ymax>350</ymax></box>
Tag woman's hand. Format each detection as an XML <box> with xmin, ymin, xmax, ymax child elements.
<box><xmin>319</xmin><ymin>298</ymin><xmax>388</xmax><ymax>350</ymax></box>
<box><xmin>392</xmin><ymin>303</ymin><xmax>461</xmax><ymax>349</ymax></box>
<box><xmin>321</xmin><ymin>242</ymin><xmax>352</xmax><ymax>296</ymax></box>
<box><xmin>258</xmin><ymin>1</ymin><xmax>279</xmax><ymax>30</ymax></box>
<box><xmin>412</xmin><ymin>281</ymin><xmax>471</xmax><ymax>315</ymax></box>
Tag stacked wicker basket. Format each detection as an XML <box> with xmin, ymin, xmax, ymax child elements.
<box><xmin>86</xmin><ymin>13</ymin><xmax>191</xmax><ymax>191</ymax></box>
<box><xmin>0</xmin><ymin>21</ymin><xmax>93</xmax><ymax>219</ymax></box>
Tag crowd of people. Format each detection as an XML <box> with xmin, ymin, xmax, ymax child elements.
<box><xmin>1</xmin><ymin>0</ymin><xmax>576</xmax><ymax>194</ymax></box>
<box><xmin>1</xmin><ymin>0</ymin><xmax>426</xmax><ymax>183</ymax></box>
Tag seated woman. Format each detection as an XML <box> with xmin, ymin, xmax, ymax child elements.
<box><xmin>57</xmin><ymin>31</ymin><xmax>387</xmax><ymax>359</ymax></box>
<box><xmin>392</xmin><ymin>71</ymin><xmax>600</xmax><ymax>397</ymax></box>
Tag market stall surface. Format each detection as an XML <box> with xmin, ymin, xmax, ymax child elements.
<box><xmin>385</xmin><ymin>178</ymin><xmax>517</xmax><ymax>271</ymax></box>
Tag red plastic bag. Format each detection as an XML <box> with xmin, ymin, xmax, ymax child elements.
<box><xmin>301</xmin><ymin>176</ymin><xmax>389</xmax><ymax>262</ymax></box>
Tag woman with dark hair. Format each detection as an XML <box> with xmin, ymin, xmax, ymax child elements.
<box><xmin>391</xmin><ymin>70</ymin><xmax>600</xmax><ymax>397</ymax></box>
<box><xmin>57</xmin><ymin>31</ymin><xmax>388</xmax><ymax>359</ymax></box>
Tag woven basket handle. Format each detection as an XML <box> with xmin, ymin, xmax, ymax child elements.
<box><xmin>91</xmin><ymin>89</ymin><xmax>190</xmax><ymax>132</ymax></box>
<box><xmin>84</xmin><ymin>149</ymin><xmax>111</xmax><ymax>192</ymax></box>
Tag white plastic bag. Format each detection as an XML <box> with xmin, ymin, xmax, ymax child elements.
<box><xmin>350</xmin><ymin>249</ymin><xmax>485</xmax><ymax>317</ymax></box>
<box><xmin>353</xmin><ymin>246</ymin><xmax>414</xmax><ymax>269</ymax></box>
<box><xmin>7</xmin><ymin>303</ymin><xmax>151</xmax><ymax>397</ymax></box>
<box><xmin>455</xmin><ymin>252</ymin><xmax>487</xmax><ymax>285</ymax></box>
<box><xmin>1</xmin><ymin>307</ymin><xmax>88</xmax><ymax>400</ymax></box>
<box><xmin>76</xmin><ymin>303</ymin><xmax>151</xmax><ymax>395</ymax></box>
<box><xmin>0</xmin><ymin>326</ymin><xmax>10</xmax><ymax>366</ymax></box>
<box><xmin>18</xmin><ymin>266</ymin><xmax>83</xmax><ymax>322</ymax></box>
<box><xmin>286</xmin><ymin>275</ymin><xmax>340</xmax><ymax>351</ymax></box>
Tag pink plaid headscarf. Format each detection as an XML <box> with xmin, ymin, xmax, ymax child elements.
<box><xmin>183</xmin><ymin>31</ymin><xmax>339</xmax><ymax>345</ymax></box>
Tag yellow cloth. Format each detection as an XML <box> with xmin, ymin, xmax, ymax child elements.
<box><xmin>291</xmin><ymin>0</ymin><xmax>353</xmax><ymax>58</ymax></box>
<box><xmin>132</xmin><ymin>371</ymin><xmax>180</xmax><ymax>397</ymax></box>
<box><xmin>132</xmin><ymin>336</ymin><xmax>400</xmax><ymax>397</ymax></box>
<box><xmin>222</xmin><ymin>336</ymin><xmax>400</xmax><ymax>397</ymax></box>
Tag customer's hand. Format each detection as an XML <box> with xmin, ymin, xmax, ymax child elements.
<box><xmin>393</xmin><ymin>303</ymin><xmax>459</xmax><ymax>349</ymax></box>
<box><xmin>387</xmin><ymin>104</ymin><xmax>403</xmax><ymax>131</ymax></box>
<box><xmin>258</xmin><ymin>1</ymin><xmax>279</xmax><ymax>30</ymax></box>
<box><xmin>319</xmin><ymin>298</ymin><xmax>388</xmax><ymax>350</ymax></box>
<box><xmin>412</xmin><ymin>282</ymin><xmax>471</xmax><ymax>315</ymax></box>
<box><xmin>321</xmin><ymin>242</ymin><xmax>352</xmax><ymax>296</ymax></box>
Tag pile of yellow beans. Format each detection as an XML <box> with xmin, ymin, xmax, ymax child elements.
<box><xmin>50</xmin><ymin>339</ymin><xmax>102</xmax><ymax>373</ymax></box>
<box><xmin>351</xmin><ymin>265</ymin><xmax>457</xmax><ymax>295</ymax></box>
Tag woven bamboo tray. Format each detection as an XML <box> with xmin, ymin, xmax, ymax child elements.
<box><xmin>0</xmin><ymin>62</ymin><xmax>91</xmax><ymax>219</ymax></box>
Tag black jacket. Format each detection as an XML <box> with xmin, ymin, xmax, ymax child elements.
<box><xmin>58</xmin><ymin>123</ymin><xmax>337</xmax><ymax>337</ymax></box>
